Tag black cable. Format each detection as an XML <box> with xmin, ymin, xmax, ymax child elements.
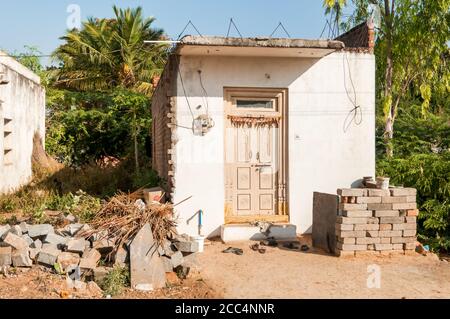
<box><xmin>269</xmin><ymin>22</ymin><xmax>291</xmax><ymax>38</ymax></box>
<box><xmin>174</xmin><ymin>55</ymin><xmax>195</xmax><ymax>132</ymax></box>
<box><xmin>177</xmin><ymin>20</ymin><xmax>203</xmax><ymax>40</ymax></box>
<box><xmin>197</xmin><ymin>70</ymin><xmax>210</xmax><ymax>116</ymax></box>
<box><xmin>342</xmin><ymin>52</ymin><xmax>363</xmax><ymax>132</ymax></box>
<box><xmin>226</xmin><ymin>18</ymin><xmax>243</xmax><ymax>39</ymax></box>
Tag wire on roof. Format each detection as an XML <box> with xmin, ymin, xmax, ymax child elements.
<box><xmin>177</xmin><ymin>20</ymin><xmax>203</xmax><ymax>40</ymax></box>
<box><xmin>226</xmin><ymin>18</ymin><xmax>243</xmax><ymax>39</ymax></box>
<box><xmin>269</xmin><ymin>22</ymin><xmax>291</xmax><ymax>38</ymax></box>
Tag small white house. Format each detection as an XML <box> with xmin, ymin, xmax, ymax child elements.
<box><xmin>0</xmin><ymin>51</ymin><xmax>46</xmax><ymax>194</ymax></box>
<box><xmin>152</xmin><ymin>22</ymin><xmax>376</xmax><ymax>241</ymax></box>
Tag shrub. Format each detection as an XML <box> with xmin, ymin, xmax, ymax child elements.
<box><xmin>100</xmin><ymin>266</ymin><xmax>130</xmax><ymax>297</ymax></box>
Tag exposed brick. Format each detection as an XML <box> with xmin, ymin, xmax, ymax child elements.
<box><xmin>380</xmin><ymin>238</ymin><xmax>391</xmax><ymax>244</ymax></box>
<box><xmin>356</xmin><ymin>197</ymin><xmax>381</xmax><ymax>204</ymax></box>
<box><xmin>403</xmin><ymin>230</ymin><xmax>417</xmax><ymax>237</ymax></box>
<box><xmin>392</xmin><ymin>202</ymin><xmax>417</xmax><ymax>210</ymax></box>
<box><xmin>336</xmin><ymin>243</ymin><xmax>368</xmax><ymax>251</ymax></box>
<box><xmin>368</xmin><ymin>189</ymin><xmax>390</xmax><ymax>197</ymax></box>
<box><xmin>341</xmin><ymin>211</ymin><xmax>373</xmax><ymax>218</ymax></box>
<box><xmin>338</xmin><ymin>237</ymin><xmax>356</xmax><ymax>244</ymax></box>
<box><xmin>405</xmin><ymin>216</ymin><xmax>417</xmax><ymax>224</ymax></box>
<box><xmin>381</xmin><ymin>196</ymin><xmax>408</xmax><ymax>203</ymax></box>
<box><xmin>379</xmin><ymin>230</ymin><xmax>402</xmax><ymax>237</ymax></box>
<box><xmin>404</xmin><ymin>243</ymin><xmax>416</xmax><ymax>250</ymax></box>
<box><xmin>406</xmin><ymin>196</ymin><xmax>416</xmax><ymax>203</ymax></box>
<box><xmin>337</xmin><ymin>189</ymin><xmax>365</xmax><ymax>197</ymax></box>
<box><xmin>374</xmin><ymin>210</ymin><xmax>400</xmax><ymax>217</ymax></box>
<box><xmin>392</xmin><ymin>223</ymin><xmax>416</xmax><ymax>231</ymax></box>
<box><xmin>336</xmin><ymin>230</ymin><xmax>366</xmax><ymax>238</ymax></box>
<box><xmin>336</xmin><ymin>217</ymin><xmax>368</xmax><ymax>224</ymax></box>
<box><xmin>335</xmin><ymin>249</ymin><xmax>355</xmax><ymax>257</ymax></box>
<box><xmin>367</xmin><ymin>217</ymin><xmax>380</xmax><ymax>224</ymax></box>
<box><xmin>380</xmin><ymin>217</ymin><xmax>405</xmax><ymax>224</ymax></box>
<box><xmin>407</xmin><ymin>209</ymin><xmax>419</xmax><ymax>217</ymax></box>
<box><xmin>390</xmin><ymin>188</ymin><xmax>417</xmax><ymax>196</ymax></box>
<box><xmin>392</xmin><ymin>244</ymin><xmax>404</xmax><ymax>250</ymax></box>
<box><xmin>339</xmin><ymin>203</ymin><xmax>368</xmax><ymax>211</ymax></box>
<box><xmin>375</xmin><ymin>244</ymin><xmax>393</xmax><ymax>251</ymax></box>
<box><xmin>379</xmin><ymin>224</ymin><xmax>393</xmax><ymax>231</ymax></box>
<box><xmin>335</xmin><ymin>224</ymin><xmax>354</xmax><ymax>231</ymax></box>
<box><xmin>366</xmin><ymin>231</ymin><xmax>379</xmax><ymax>238</ymax></box>
<box><xmin>354</xmin><ymin>224</ymin><xmax>379</xmax><ymax>231</ymax></box>
<box><xmin>367</xmin><ymin>203</ymin><xmax>393</xmax><ymax>210</ymax></box>
<box><xmin>357</xmin><ymin>237</ymin><xmax>381</xmax><ymax>245</ymax></box>
<box><xmin>391</xmin><ymin>237</ymin><xmax>416</xmax><ymax>244</ymax></box>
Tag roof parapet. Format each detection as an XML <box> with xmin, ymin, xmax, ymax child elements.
<box><xmin>335</xmin><ymin>20</ymin><xmax>375</xmax><ymax>53</ymax></box>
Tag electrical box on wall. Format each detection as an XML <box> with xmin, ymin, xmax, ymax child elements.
<box><xmin>193</xmin><ymin>114</ymin><xmax>214</xmax><ymax>136</ymax></box>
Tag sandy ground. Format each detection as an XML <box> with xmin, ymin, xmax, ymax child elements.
<box><xmin>196</xmin><ymin>238</ymin><xmax>450</xmax><ymax>299</ymax></box>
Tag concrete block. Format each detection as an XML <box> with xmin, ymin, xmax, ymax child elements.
<box><xmin>341</xmin><ymin>211</ymin><xmax>373</xmax><ymax>218</ymax></box>
<box><xmin>31</xmin><ymin>239</ymin><xmax>42</xmax><ymax>249</ymax></box>
<box><xmin>379</xmin><ymin>224</ymin><xmax>393</xmax><ymax>231</ymax></box>
<box><xmin>335</xmin><ymin>224</ymin><xmax>354</xmax><ymax>231</ymax></box>
<box><xmin>3</xmin><ymin>232</ymin><xmax>29</xmax><ymax>251</ymax></box>
<box><xmin>339</xmin><ymin>203</ymin><xmax>367</xmax><ymax>211</ymax></box>
<box><xmin>114</xmin><ymin>245</ymin><xmax>129</xmax><ymax>267</ymax></box>
<box><xmin>367</xmin><ymin>203</ymin><xmax>393</xmax><ymax>210</ymax></box>
<box><xmin>170</xmin><ymin>251</ymin><xmax>184</xmax><ymax>268</ymax></box>
<box><xmin>37</xmin><ymin>246</ymin><xmax>61</xmax><ymax>267</ymax></box>
<box><xmin>380</xmin><ymin>238</ymin><xmax>391</xmax><ymax>244</ymax></box>
<box><xmin>174</xmin><ymin>240</ymin><xmax>199</xmax><ymax>253</ymax></box>
<box><xmin>337</xmin><ymin>189</ymin><xmax>365</xmax><ymax>197</ymax></box>
<box><xmin>28</xmin><ymin>224</ymin><xmax>54</xmax><ymax>238</ymax></box>
<box><xmin>367</xmin><ymin>217</ymin><xmax>380</xmax><ymax>225</ymax></box>
<box><xmin>392</xmin><ymin>203</ymin><xmax>417</xmax><ymax>210</ymax></box>
<box><xmin>336</xmin><ymin>217</ymin><xmax>368</xmax><ymax>224</ymax></box>
<box><xmin>392</xmin><ymin>244</ymin><xmax>404</xmax><ymax>250</ymax></box>
<box><xmin>335</xmin><ymin>249</ymin><xmax>355</xmax><ymax>257</ymax></box>
<box><xmin>336</xmin><ymin>230</ymin><xmax>366</xmax><ymax>238</ymax></box>
<box><xmin>404</xmin><ymin>243</ymin><xmax>416</xmax><ymax>250</ymax></box>
<box><xmin>391</xmin><ymin>237</ymin><xmax>416</xmax><ymax>244</ymax></box>
<box><xmin>44</xmin><ymin>233</ymin><xmax>68</xmax><ymax>248</ymax></box>
<box><xmin>390</xmin><ymin>188</ymin><xmax>417</xmax><ymax>196</ymax></box>
<box><xmin>22</xmin><ymin>234</ymin><xmax>34</xmax><ymax>247</ymax></box>
<box><xmin>381</xmin><ymin>196</ymin><xmax>408</xmax><ymax>204</ymax></box>
<box><xmin>161</xmin><ymin>256</ymin><xmax>173</xmax><ymax>272</ymax></box>
<box><xmin>79</xmin><ymin>257</ymin><xmax>98</xmax><ymax>270</ymax></box>
<box><xmin>356</xmin><ymin>237</ymin><xmax>381</xmax><ymax>245</ymax></box>
<box><xmin>0</xmin><ymin>225</ymin><xmax>11</xmax><ymax>238</ymax></box>
<box><xmin>0</xmin><ymin>246</ymin><xmax>12</xmax><ymax>266</ymax></box>
<box><xmin>366</xmin><ymin>231</ymin><xmax>379</xmax><ymax>238</ymax></box>
<box><xmin>29</xmin><ymin>248</ymin><xmax>41</xmax><ymax>260</ymax></box>
<box><xmin>407</xmin><ymin>209</ymin><xmax>419</xmax><ymax>217</ymax></box>
<box><xmin>356</xmin><ymin>197</ymin><xmax>381</xmax><ymax>204</ymax></box>
<box><xmin>11</xmin><ymin>249</ymin><xmax>33</xmax><ymax>267</ymax></box>
<box><xmin>374</xmin><ymin>210</ymin><xmax>400</xmax><ymax>217</ymax></box>
<box><xmin>393</xmin><ymin>223</ymin><xmax>417</xmax><ymax>231</ymax></box>
<box><xmin>67</xmin><ymin>238</ymin><xmax>89</xmax><ymax>254</ymax></box>
<box><xmin>266</xmin><ymin>224</ymin><xmax>297</xmax><ymax>239</ymax></box>
<box><xmin>406</xmin><ymin>196</ymin><xmax>416</xmax><ymax>203</ymax></box>
<box><xmin>19</xmin><ymin>222</ymin><xmax>29</xmax><ymax>234</ymax></box>
<box><xmin>336</xmin><ymin>243</ymin><xmax>367</xmax><ymax>251</ymax></box>
<box><xmin>82</xmin><ymin>248</ymin><xmax>101</xmax><ymax>264</ymax></box>
<box><xmin>368</xmin><ymin>189</ymin><xmax>390</xmax><ymax>197</ymax></box>
<box><xmin>378</xmin><ymin>230</ymin><xmax>402</xmax><ymax>237</ymax></box>
<box><xmin>403</xmin><ymin>230</ymin><xmax>417</xmax><ymax>237</ymax></box>
<box><xmin>380</xmin><ymin>217</ymin><xmax>405</xmax><ymax>224</ymax></box>
<box><xmin>338</xmin><ymin>237</ymin><xmax>356</xmax><ymax>244</ymax></box>
<box><xmin>375</xmin><ymin>244</ymin><xmax>393</xmax><ymax>251</ymax></box>
<box><xmin>405</xmin><ymin>216</ymin><xmax>417</xmax><ymax>224</ymax></box>
<box><xmin>354</xmin><ymin>224</ymin><xmax>379</xmax><ymax>231</ymax></box>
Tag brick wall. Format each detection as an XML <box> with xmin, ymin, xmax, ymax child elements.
<box><xmin>151</xmin><ymin>55</ymin><xmax>178</xmax><ymax>195</ymax></box>
<box><xmin>335</xmin><ymin>187</ymin><xmax>418</xmax><ymax>257</ymax></box>
<box><xmin>335</xmin><ymin>21</ymin><xmax>375</xmax><ymax>53</ymax></box>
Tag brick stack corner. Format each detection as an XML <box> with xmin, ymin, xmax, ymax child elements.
<box><xmin>335</xmin><ymin>187</ymin><xmax>418</xmax><ymax>257</ymax></box>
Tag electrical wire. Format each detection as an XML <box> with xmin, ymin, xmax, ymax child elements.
<box><xmin>342</xmin><ymin>51</ymin><xmax>363</xmax><ymax>132</ymax></box>
<box><xmin>226</xmin><ymin>18</ymin><xmax>243</xmax><ymax>39</ymax></box>
<box><xmin>197</xmin><ymin>70</ymin><xmax>210</xmax><ymax>116</ymax></box>
<box><xmin>269</xmin><ymin>22</ymin><xmax>291</xmax><ymax>38</ymax></box>
<box><xmin>174</xmin><ymin>55</ymin><xmax>195</xmax><ymax>133</ymax></box>
<box><xmin>177</xmin><ymin>20</ymin><xmax>203</xmax><ymax>40</ymax></box>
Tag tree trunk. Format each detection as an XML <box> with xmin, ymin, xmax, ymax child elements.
<box><xmin>133</xmin><ymin>112</ymin><xmax>140</xmax><ymax>174</ymax></box>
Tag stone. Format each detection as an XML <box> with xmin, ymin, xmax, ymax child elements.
<box><xmin>378</xmin><ymin>230</ymin><xmax>402</xmax><ymax>238</ymax></box>
<box><xmin>339</xmin><ymin>203</ymin><xmax>367</xmax><ymax>211</ymax></box>
<box><xmin>3</xmin><ymin>232</ymin><xmax>29</xmax><ymax>251</ymax></box>
<box><xmin>392</xmin><ymin>203</ymin><xmax>417</xmax><ymax>210</ymax></box>
<box><xmin>29</xmin><ymin>248</ymin><xmax>40</xmax><ymax>260</ymax></box>
<box><xmin>130</xmin><ymin>223</ymin><xmax>166</xmax><ymax>290</ymax></box>
<box><xmin>161</xmin><ymin>256</ymin><xmax>173</xmax><ymax>272</ymax></box>
<box><xmin>174</xmin><ymin>240</ymin><xmax>199</xmax><ymax>253</ymax></box>
<box><xmin>11</xmin><ymin>249</ymin><xmax>33</xmax><ymax>267</ymax></box>
<box><xmin>44</xmin><ymin>233</ymin><xmax>68</xmax><ymax>247</ymax></box>
<box><xmin>10</xmin><ymin>225</ymin><xmax>22</xmax><ymax>236</ymax></box>
<box><xmin>0</xmin><ymin>225</ymin><xmax>11</xmax><ymax>238</ymax></box>
<box><xmin>82</xmin><ymin>248</ymin><xmax>101</xmax><ymax>264</ymax></box>
<box><xmin>335</xmin><ymin>224</ymin><xmax>354</xmax><ymax>231</ymax></box>
<box><xmin>356</xmin><ymin>196</ymin><xmax>381</xmax><ymax>204</ymax></box>
<box><xmin>114</xmin><ymin>245</ymin><xmax>129</xmax><ymax>267</ymax></box>
<box><xmin>0</xmin><ymin>246</ymin><xmax>12</xmax><ymax>266</ymax></box>
<box><xmin>392</xmin><ymin>223</ymin><xmax>416</xmax><ymax>231</ymax></box>
<box><xmin>37</xmin><ymin>246</ymin><xmax>61</xmax><ymax>266</ymax></box>
<box><xmin>367</xmin><ymin>189</ymin><xmax>390</xmax><ymax>197</ymax></box>
<box><xmin>381</xmin><ymin>196</ymin><xmax>408</xmax><ymax>203</ymax></box>
<box><xmin>67</xmin><ymin>238</ymin><xmax>89</xmax><ymax>254</ymax></box>
<box><xmin>336</xmin><ymin>217</ymin><xmax>368</xmax><ymax>225</ymax></box>
<box><xmin>31</xmin><ymin>239</ymin><xmax>42</xmax><ymax>249</ymax></box>
<box><xmin>338</xmin><ymin>238</ymin><xmax>356</xmax><ymax>244</ymax></box>
<box><xmin>374</xmin><ymin>243</ymin><xmax>393</xmax><ymax>251</ymax></box>
<box><xmin>337</xmin><ymin>189</ymin><xmax>365</xmax><ymax>197</ymax></box>
<box><xmin>93</xmin><ymin>238</ymin><xmax>115</xmax><ymax>254</ymax></box>
<box><xmin>379</xmin><ymin>224</ymin><xmax>393</xmax><ymax>231</ymax></box>
<box><xmin>390</xmin><ymin>188</ymin><xmax>417</xmax><ymax>196</ymax></box>
<box><xmin>19</xmin><ymin>222</ymin><xmax>29</xmax><ymax>234</ymax></box>
<box><xmin>336</xmin><ymin>243</ymin><xmax>367</xmax><ymax>251</ymax></box>
<box><xmin>22</xmin><ymin>234</ymin><xmax>34</xmax><ymax>247</ymax></box>
<box><xmin>170</xmin><ymin>251</ymin><xmax>184</xmax><ymax>268</ymax></box>
<box><xmin>162</xmin><ymin>240</ymin><xmax>176</xmax><ymax>257</ymax></box>
<box><xmin>374</xmin><ymin>210</ymin><xmax>400</xmax><ymax>217</ymax></box>
<box><xmin>57</xmin><ymin>252</ymin><xmax>80</xmax><ymax>270</ymax></box>
<box><xmin>341</xmin><ymin>211</ymin><xmax>373</xmax><ymax>218</ymax></box>
<box><xmin>28</xmin><ymin>224</ymin><xmax>54</xmax><ymax>238</ymax></box>
<box><xmin>87</xmin><ymin>281</ymin><xmax>103</xmax><ymax>296</ymax></box>
<box><xmin>367</xmin><ymin>203</ymin><xmax>393</xmax><ymax>210</ymax></box>
<box><xmin>79</xmin><ymin>257</ymin><xmax>98</xmax><ymax>270</ymax></box>
<box><xmin>403</xmin><ymin>230</ymin><xmax>417</xmax><ymax>237</ymax></box>
<box><xmin>391</xmin><ymin>237</ymin><xmax>416</xmax><ymax>244</ymax></box>
<box><xmin>380</xmin><ymin>217</ymin><xmax>405</xmax><ymax>224</ymax></box>
<box><xmin>336</xmin><ymin>230</ymin><xmax>366</xmax><ymax>238</ymax></box>
<box><xmin>354</xmin><ymin>224</ymin><xmax>379</xmax><ymax>231</ymax></box>
<box><xmin>356</xmin><ymin>237</ymin><xmax>381</xmax><ymax>245</ymax></box>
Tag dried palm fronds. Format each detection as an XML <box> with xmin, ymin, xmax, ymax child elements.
<box><xmin>228</xmin><ymin>115</ymin><xmax>280</xmax><ymax>127</ymax></box>
<box><xmin>80</xmin><ymin>192</ymin><xmax>177</xmax><ymax>257</ymax></box>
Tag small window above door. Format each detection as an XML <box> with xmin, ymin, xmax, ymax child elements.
<box><xmin>236</xmin><ymin>100</ymin><xmax>274</xmax><ymax>109</ymax></box>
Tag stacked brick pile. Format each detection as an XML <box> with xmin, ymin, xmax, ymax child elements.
<box><xmin>335</xmin><ymin>187</ymin><xmax>418</xmax><ymax>257</ymax></box>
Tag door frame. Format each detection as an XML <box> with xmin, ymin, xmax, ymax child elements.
<box><xmin>224</xmin><ymin>87</ymin><xmax>289</xmax><ymax>224</ymax></box>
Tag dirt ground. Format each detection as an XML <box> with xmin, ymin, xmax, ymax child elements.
<box><xmin>196</xmin><ymin>237</ymin><xmax>450</xmax><ymax>299</ymax></box>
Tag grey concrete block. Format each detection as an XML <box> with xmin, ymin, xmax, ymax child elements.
<box><xmin>28</xmin><ymin>224</ymin><xmax>54</xmax><ymax>238</ymax></box>
<box><xmin>37</xmin><ymin>246</ymin><xmax>61</xmax><ymax>266</ymax></box>
<box><xmin>19</xmin><ymin>222</ymin><xmax>29</xmax><ymax>234</ymax></box>
<box><xmin>22</xmin><ymin>234</ymin><xmax>34</xmax><ymax>247</ymax></box>
<box><xmin>44</xmin><ymin>233</ymin><xmax>68</xmax><ymax>248</ymax></box>
<box><xmin>31</xmin><ymin>239</ymin><xmax>42</xmax><ymax>249</ymax></box>
<box><xmin>266</xmin><ymin>224</ymin><xmax>297</xmax><ymax>239</ymax></box>
<box><xmin>174</xmin><ymin>240</ymin><xmax>199</xmax><ymax>253</ymax></box>
<box><xmin>170</xmin><ymin>251</ymin><xmax>184</xmax><ymax>268</ymax></box>
<box><xmin>67</xmin><ymin>238</ymin><xmax>89</xmax><ymax>254</ymax></box>
<box><xmin>3</xmin><ymin>232</ymin><xmax>29</xmax><ymax>250</ymax></box>
<box><xmin>0</xmin><ymin>225</ymin><xmax>11</xmax><ymax>238</ymax></box>
<box><xmin>0</xmin><ymin>246</ymin><xmax>12</xmax><ymax>266</ymax></box>
<box><xmin>12</xmin><ymin>249</ymin><xmax>33</xmax><ymax>267</ymax></box>
<box><xmin>161</xmin><ymin>256</ymin><xmax>173</xmax><ymax>272</ymax></box>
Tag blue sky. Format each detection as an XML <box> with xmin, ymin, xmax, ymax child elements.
<box><xmin>0</xmin><ymin>0</ymin><xmax>353</xmax><ymax>63</ymax></box>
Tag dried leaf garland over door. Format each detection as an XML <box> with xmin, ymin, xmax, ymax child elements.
<box><xmin>227</xmin><ymin>115</ymin><xmax>281</xmax><ymax>127</ymax></box>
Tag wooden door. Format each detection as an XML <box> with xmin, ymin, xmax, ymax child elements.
<box><xmin>224</xmin><ymin>88</ymin><xmax>288</xmax><ymax>224</ymax></box>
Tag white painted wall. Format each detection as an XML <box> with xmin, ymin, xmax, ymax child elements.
<box><xmin>0</xmin><ymin>52</ymin><xmax>46</xmax><ymax>194</ymax></box>
<box><xmin>172</xmin><ymin>52</ymin><xmax>375</xmax><ymax>237</ymax></box>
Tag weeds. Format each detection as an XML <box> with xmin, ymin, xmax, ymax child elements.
<box><xmin>99</xmin><ymin>266</ymin><xmax>130</xmax><ymax>297</ymax></box>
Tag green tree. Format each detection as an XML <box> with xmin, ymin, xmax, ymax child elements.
<box><xmin>53</xmin><ymin>6</ymin><xmax>168</xmax><ymax>95</ymax></box>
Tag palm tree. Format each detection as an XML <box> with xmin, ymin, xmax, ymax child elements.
<box><xmin>323</xmin><ymin>0</ymin><xmax>348</xmax><ymax>36</ymax></box>
<box><xmin>53</xmin><ymin>6</ymin><xmax>168</xmax><ymax>95</ymax></box>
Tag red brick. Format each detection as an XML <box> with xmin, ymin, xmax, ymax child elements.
<box><xmin>407</xmin><ymin>209</ymin><xmax>419</xmax><ymax>217</ymax></box>
<box><xmin>379</xmin><ymin>224</ymin><xmax>392</xmax><ymax>231</ymax></box>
